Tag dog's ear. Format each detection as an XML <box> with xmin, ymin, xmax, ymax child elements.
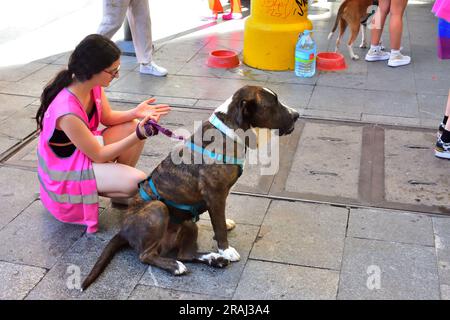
<box><xmin>236</xmin><ymin>99</ymin><xmax>254</xmax><ymax>129</ymax></box>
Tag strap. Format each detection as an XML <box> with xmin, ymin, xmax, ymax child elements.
<box><xmin>139</xmin><ymin>178</ymin><xmax>203</xmax><ymax>223</ymax></box>
<box><xmin>185</xmin><ymin>141</ymin><xmax>245</xmax><ymax>166</ymax></box>
<box><xmin>209</xmin><ymin>114</ymin><xmax>244</xmax><ymax>146</ymax></box>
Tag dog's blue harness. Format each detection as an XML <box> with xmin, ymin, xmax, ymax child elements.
<box><xmin>138</xmin><ymin>114</ymin><xmax>245</xmax><ymax>223</ymax></box>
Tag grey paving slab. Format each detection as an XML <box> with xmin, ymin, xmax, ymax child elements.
<box><xmin>285</xmin><ymin>122</ymin><xmax>362</xmax><ymax>199</ymax></box>
<box><xmin>442</xmin><ymin>284</ymin><xmax>450</xmax><ymax>300</ymax></box>
<box><xmin>201</xmin><ymin>194</ymin><xmax>271</xmax><ymax>227</ymax></box>
<box><xmin>0</xmin><ymin>201</ymin><xmax>85</xmax><ymax>269</ymax></box>
<box><xmin>105</xmin><ymin>90</ymin><xmax>198</xmax><ymax>107</ymax></box>
<box><xmin>128</xmin><ymin>285</ymin><xmax>225</xmax><ymax>300</ymax></box>
<box><xmin>0</xmin><ymin>261</ymin><xmax>46</xmax><ymax>300</ymax></box>
<box><xmin>0</xmin><ymin>62</ymin><xmax>47</xmax><ymax>82</ymax></box>
<box><xmin>347</xmin><ymin>208</ymin><xmax>434</xmax><ymax>246</ymax></box>
<box><xmin>233</xmin><ymin>260</ymin><xmax>339</xmax><ymax>300</ymax></box>
<box><xmin>418</xmin><ymin>93</ymin><xmax>449</xmax><ymax>120</ymax></box>
<box><xmin>262</xmin><ymin>83</ymin><xmax>314</xmax><ymax>110</ymax></box>
<box><xmin>0</xmin><ymin>167</ymin><xmax>39</xmax><ymax>229</ymax></box>
<box><xmin>266</xmin><ymin>70</ymin><xmax>317</xmax><ymax>86</ymax></box>
<box><xmin>303</xmin><ymin>108</ymin><xmax>361</xmax><ymax>121</ymax></box>
<box><xmin>0</xmin><ymin>64</ymin><xmax>63</xmax><ymax>97</ymax></box>
<box><xmin>250</xmin><ymin>201</ymin><xmax>348</xmax><ymax>270</ymax></box>
<box><xmin>338</xmin><ymin>237</ymin><xmax>440</xmax><ymax>300</ymax></box>
<box><xmin>194</xmin><ymin>99</ymin><xmax>224</xmax><ymax>109</ymax></box>
<box><xmin>109</xmin><ymin>72</ymin><xmax>264</xmax><ymax>101</ymax></box>
<box><xmin>139</xmin><ymin>221</ymin><xmax>259</xmax><ymax>298</ymax></box>
<box><xmin>26</xmin><ymin>206</ymin><xmax>148</xmax><ymax>300</ymax></box>
<box><xmin>308</xmin><ymin>86</ymin><xmax>365</xmax><ymax>114</ymax></box>
<box><xmin>433</xmin><ymin>217</ymin><xmax>450</xmax><ymax>285</ymax></box>
<box><xmin>316</xmin><ymin>72</ymin><xmax>367</xmax><ymax>90</ymax></box>
<box><xmin>0</xmin><ymin>93</ymin><xmax>36</xmax><ymax>121</ymax></box>
<box><xmin>199</xmin><ymin>38</ymin><xmax>244</xmax><ymax>55</ymax></box>
<box><xmin>0</xmin><ymin>134</ymin><xmax>20</xmax><ymax>157</ymax></box>
<box><xmin>384</xmin><ymin>129</ymin><xmax>450</xmax><ymax>207</ymax></box>
<box><xmin>415</xmin><ymin>77</ymin><xmax>450</xmax><ymax>98</ymax></box>
<box><xmin>364</xmin><ymin>90</ymin><xmax>420</xmax><ymax>118</ymax></box>
<box><xmin>366</xmin><ymin>63</ymin><xmax>416</xmax><ymax>93</ymax></box>
<box><xmin>0</xmin><ymin>107</ymin><xmax>37</xmax><ymax>140</ymax></box>
<box><xmin>361</xmin><ymin>114</ymin><xmax>421</xmax><ymax>127</ymax></box>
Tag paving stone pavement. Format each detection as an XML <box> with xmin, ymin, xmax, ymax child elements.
<box><xmin>0</xmin><ymin>0</ymin><xmax>449</xmax><ymax>300</ymax></box>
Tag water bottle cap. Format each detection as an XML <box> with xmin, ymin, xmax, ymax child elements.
<box><xmin>303</xmin><ymin>29</ymin><xmax>312</xmax><ymax>35</ymax></box>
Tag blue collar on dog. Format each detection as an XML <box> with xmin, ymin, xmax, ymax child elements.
<box><xmin>209</xmin><ymin>114</ymin><xmax>245</xmax><ymax>146</ymax></box>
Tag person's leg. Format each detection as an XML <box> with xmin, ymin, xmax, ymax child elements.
<box><xmin>129</xmin><ymin>0</ymin><xmax>167</xmax><ymax>76</ymax></box>
<box><xmin>370</xmin><ymin>0</ymin><xmax>391</xmax><ymax>46</ymax></box>
<box><xmin>102</xmin><ymin>119</ymin><xmax>145</xmax><ymax>168</ymax></box>
<box><xmin>93</xmin><ymin>162</ymin><xmax>146</xmax><ymax>198</ymax></box>
<box><xmin>209</xmin><ymin>0</ymin><xmax>224</xmax><ymax>14</ymax></box>
<box><xmin>389</xmin><ymin>0</ymin><xmax>408</xmax><ymax>50</ymax></box>
<box><xmin>387</xmin><ymin>0</ymin><xmax>411</xmax><ymax>66</ymax></box>
<box><xmin>435</xmin><ymin>89</ymin><xmax>450</xmax><ymax>159</ymax></box>
<box><xmin>97</xmin><ymin>0</ymin><xmax>130</xmax><ymax>38</ymax></box>
<box><xmin>96</xmin><ymin>119</ymin><xmax>147</xmax><ymax>200</ymax></box>
<box><xmin>223</xmin><ymin>0</ymin><xmax>242</xmax><ymax>20</ymax></box>
<box><xmin>366</xmin><ymin>0</ymin><xmax>391</xmax><ymax>61</ymax></box>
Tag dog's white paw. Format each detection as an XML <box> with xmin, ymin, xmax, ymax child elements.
<box><xmin>226</xmin><ymin>219</ymin><xmax>236</xmax><ymax>231</ymax></box>
<box><xmin>351</xmin><ymin>54</ymin><xmax>360</xmax><ymax>60</ymax></box>
<box><xmin>174</xmin><ymin>261</ymin><xmax>188</xmax><ymax>275</ymax></box>
<box><xmin>199</xmin><ymin>252</ymin><xmax>221</xmax><ymax>264</ymax></box>
<box><xmin>359</xmin><ymin>42</ymin><xmax>367</xmax><ymax>49</ymax></box>
<box><xmin>219</xmin><ymin>246</ymin><xmax>240</xmax><ymax>262</ymax></box>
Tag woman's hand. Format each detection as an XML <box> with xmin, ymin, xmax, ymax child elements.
<box><xmin>134</xmin><ymin>98</ymin><xmax>171</xmax><ymax>123</ymax></box>
<box><xmin>136</xmin><ymin>114</ymin><xmax>159</xmax><ymax>139</ymax></box>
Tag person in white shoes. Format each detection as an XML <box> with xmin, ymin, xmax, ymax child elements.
<box><xmin>97</xmin><ymin>0</ymin><xmax>168</xmax><ymax>76</ymax></box>
<box><xmin>365</xmin><ymin>0</ymin><xmax>411</xmax><ymax>67</ymax></box>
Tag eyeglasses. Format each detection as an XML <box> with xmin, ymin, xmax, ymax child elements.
<box><xmin>103</xmin><ymin>65</ymin><xmax>120</xmax><ymax>78</ymax></box>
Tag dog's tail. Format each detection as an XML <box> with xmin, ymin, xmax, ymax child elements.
<box><xmin>81</xmin><ymin>233</ymin><xmax>129</xmax><ymax>291</ymax></box>
<box><xmin>328</xmin><ymin>2</ymin><xmax>347</xmax><ymax>40</ymax></box>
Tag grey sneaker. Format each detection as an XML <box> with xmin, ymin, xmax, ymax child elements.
<box><xmin>388</xmin><ymin>52</ymin><xmax>411</xmax><ymax>67</ymax></box>
<box><xmin>435</xmin><ymin>138</ymin><xmax>450</xmax><ymax>159</ymax></box>
<box><xmin>140</xmin><ymin>61</ymin><xmax>168</xmax><ymax>76</ymax></box>
<box><xmin>365</xmin><ymin>47</ymin><xmax>390</xmax><ymax>61</ymax></box>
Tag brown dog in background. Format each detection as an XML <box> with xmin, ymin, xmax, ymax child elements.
<box><xmin>328</xmin><ymin>0</ymin><xmax>379</xmax><ymax>60</ymax></box>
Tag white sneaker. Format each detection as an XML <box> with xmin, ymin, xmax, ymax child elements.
<box><xmin>388</xmin><ymin>52</ymin><xmax>411</xmax><ymax>67</ymax></box>
<box><xmin>365</xmin><ymin>47</ymin><xmax>390</xmax><ymax>61</ymax></box>
<box><xmin>140</xmin><ymin>61</ymin><xmax>168</xmax><ymax>76</ymax></box>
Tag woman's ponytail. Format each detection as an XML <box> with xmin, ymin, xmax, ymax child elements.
<box><xmin>35</xmin><ymin>69</ymin><xmax>74</xmax><ymax>131</ymax></box>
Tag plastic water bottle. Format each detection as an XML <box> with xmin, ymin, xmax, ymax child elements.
<box><xmin>295</xmin><ymin>30</ymin><xmax>317</xmax><ymax>77</ymax></box>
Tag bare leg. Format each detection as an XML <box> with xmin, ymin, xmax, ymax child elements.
<box><xmin>389</xmin><ymin>0</ymin><xmax>408</xmax><ymax>50</ymax></box>
<box><xmin>93</xmin><ymin>119</ymin><xmax>146</xmax><ymax>199</ymax></box>
<box><xmin>370</xmin><ymin>0</ymin><xmax>391</xmax><ymax>46</ymax></box>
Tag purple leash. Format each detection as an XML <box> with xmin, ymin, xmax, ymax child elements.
<box><xmin>143</xmin><ymin>119</ymin><xmax>187</xmax><ymax>141</ymax></box>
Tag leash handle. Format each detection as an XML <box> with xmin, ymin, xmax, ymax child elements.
<box><xmin>144</xmin><ymin>120</ymin><xmax>186</xmax><ymax>141</ymax></box>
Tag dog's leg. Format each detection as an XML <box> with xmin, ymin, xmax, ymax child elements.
<box><xmin>204</xmin><ymin>193</ymin><xmax>240</xmax><ymax>262</ymax></box>
<box><xmin>175</xmin><ymin>221</ymin><xmax>230</xmax><ymax>268</ymax></box>
<box><xmin>347</xmin><ymin>24</ymin><xmax>360</xmax><ymax>60</ymax></box>
<box><xmin>335</xmin><ymin>18</ymin><xmax>347</xmax><ymax>53</ymax></box>
<box><xmin>140</xmin><ymin>250</ymin><xmax>188</xmax><ymax>275</ymax></box>
<box><xmin>359</xmin><ymin>24</ymin><xmax>367</xmax><ymax>48</ymax></box>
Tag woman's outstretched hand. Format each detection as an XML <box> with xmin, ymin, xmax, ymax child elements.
<box><xmin>135</xmin><ymin>98</ymin><xmax>171</xmax><ymax>123</ymax></box>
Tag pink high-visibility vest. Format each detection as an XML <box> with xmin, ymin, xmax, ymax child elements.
<box><xmin>37</xmin><ymin>86</ymin><xmax>103</xmax><ymax>233</ymax></box>
<box><xmin>433</xmin><ymin>0</ymin><xmax>450</xmax><ymax>22</ymax></box>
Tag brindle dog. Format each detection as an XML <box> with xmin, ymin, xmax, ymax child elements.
<box><xmin>81</xmin><ymin>85</ymin><xmax>300</xmax><ymax>290</ymax></box>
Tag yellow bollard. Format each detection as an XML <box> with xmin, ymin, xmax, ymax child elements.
<box><xmin>243</xmin><ymin>0</ymin><xmax>313</xmax><ymax>71</ymax></box>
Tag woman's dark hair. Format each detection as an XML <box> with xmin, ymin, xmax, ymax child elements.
<box><xmin>35</xmin><ymin>34</ymin><xmax>121</xmax><ymax>130</ymax></box>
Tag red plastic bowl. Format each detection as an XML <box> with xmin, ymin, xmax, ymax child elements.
<box><xmin>207</xmin><ymin>50</ymin><xmax>240</xmax><ymax>69</ymax></box>
<box><xmin>316</xmin><ymin>52</ymin><xmax>347</xmax><ymax>71</ymax></box>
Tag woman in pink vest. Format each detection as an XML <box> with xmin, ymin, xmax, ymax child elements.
<box><xmin>35</xmin><ymin>34</ymin><xmax>170</xmax><ymax>233</ymax></box>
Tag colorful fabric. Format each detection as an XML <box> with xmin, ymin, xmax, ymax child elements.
<box><xmin>37</xmin><ymin>86</ymin><xmax>103</xmax><ymax>233</ymax></box>
<box><xmin>433</xmin><ymin>0</ymin><xmax>450</xmax><ymax>22</ymax></box>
